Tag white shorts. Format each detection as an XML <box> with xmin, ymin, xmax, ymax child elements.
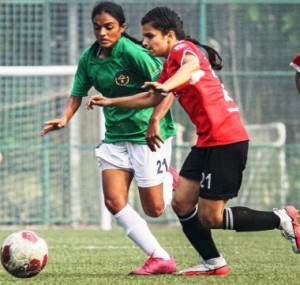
<box><xmin>95</xmin><ymin>137</ymin><xmax>173</xmax><ymax>187</ymax></box>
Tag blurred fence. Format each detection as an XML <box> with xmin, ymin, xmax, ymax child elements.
<box><xmin>1</xmin><ymin>0</ymin><xmax>300</xmax><ymax>226</ymax></box>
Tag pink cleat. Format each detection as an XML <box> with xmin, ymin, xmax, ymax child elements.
<box><xmin>168</xmin><ymin>166</ymin><xmax>179</xmax><ymax>190</ymax></box>
<box><xmin>129</xmin><ymin>255</ymin><xmax>176</xmax><ymax>275</ymax></box>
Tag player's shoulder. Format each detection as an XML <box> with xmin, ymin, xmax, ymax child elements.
<box><xmin>118</xmin><ymin>36</ymin><xmax>159</xmax><ymax>65</ymax></box>
<box><xmin>171</xmin><ymin>40</ymin><xmax>200</xmax><ymax>55</ymax></box>
<box><xmin>174</xmin><ymin>40</ymin><xmax>197</xmax><ymax>49</ymax></box>
<box><xmin>172</xmin><ymin>41</ymin><xmax>189</xmax><ymax>52</ymax></box>
<box><xmin>79</xmin><ymin>41</ymin><xmax>98</xmax><ymax>61</ymax></box>
<box><xmin>118</xmin><ymin>36</ymin><xmax>145</xmax><ymax>54</ymax></box>
<box><xmin>169</xmin><ymin>41</ymin><xmax>202</xmax><ymax>63</ymax></box>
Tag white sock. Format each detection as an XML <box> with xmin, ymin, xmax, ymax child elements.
<box><xmin>114</xmin><ymin>204</ymin><xmax>170</xmax><ymax>260</ymax></box>
<box><xmin>162</xmin><ymin>171</ymin><xmax>173</xmax><ymax>210</ymax></box>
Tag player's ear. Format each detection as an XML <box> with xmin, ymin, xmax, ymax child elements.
<box><xmin>121</xmin><ymin>23</ymin><xmax>127</xmax><ymax>33</ymax></box>
<box><xmin>167</xmin><ymin>30</ymin><xmax>176</xmax><ymax>42</ymax></box>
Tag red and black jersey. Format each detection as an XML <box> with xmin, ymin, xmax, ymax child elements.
<box><xmin>158</xmin><ymin>40</ymin><xmax>249</xmax><ymax>147</ymax></box>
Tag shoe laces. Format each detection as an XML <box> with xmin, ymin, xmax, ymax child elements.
<box><xmin>142</xmin><ymin>255</ymin><xmax>158</xmax><ymax>268</ymax></box>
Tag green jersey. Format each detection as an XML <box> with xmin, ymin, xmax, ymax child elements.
<box><xmin>71</xmin><ymin>36</ymin><xmax>176</xmax><ymax>144</ymax></box>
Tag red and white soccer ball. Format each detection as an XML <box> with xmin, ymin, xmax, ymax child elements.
<box><xmin>1</xmin><ymin>230</ymin><xmax>48</xmax><ymax>278</ymax></box>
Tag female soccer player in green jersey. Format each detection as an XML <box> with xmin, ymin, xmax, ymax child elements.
<box><xmin>40</xmin><ymin>2</ymin><xmax>177</xmax><ymax>275</ymax></box>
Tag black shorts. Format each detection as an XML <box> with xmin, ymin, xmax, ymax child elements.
<box><xmin>179</xmin><ymin>141</ymin><xmax>249</xmax><ymax>200</ymax></box>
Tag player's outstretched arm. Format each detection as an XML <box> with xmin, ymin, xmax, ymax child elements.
<box><xmin>86</xmin><ymin>91</ymin><xmax>163</xmax><ymax>110</ymax></box>
<box><xmin>40</xmin><ymin>96</ymin><xmax>82</xmax><ymax>136</ymax></box>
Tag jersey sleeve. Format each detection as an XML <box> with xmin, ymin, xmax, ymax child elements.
<box><xmin>158</xmin><ymin>42</ymin><xmax>199</xmax><ymax>88</ymax></box>
<box><xmin>125</xmin><ymin>47</ymin><xmax>162</xmax><ymax>81</ymax></box>
<box><xmin>171</xmin><ymin>42</ymin><xmax>198</xmax><ymax>67</ymax></box>
<box><xmin>290</xmin><ymin>53</ymin><xmax>300</xmax><ymax>73</ymax></box>
<box><xmin>70</xmin><ymin>49</ymin><xmax>93</xmax><ymax>97</ymax></box>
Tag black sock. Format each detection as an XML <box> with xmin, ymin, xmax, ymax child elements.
<box><xmin>223</xmin><ymin>206</ymin><xmax>280</xmax><ymax>231</ymax></box>
<box><xmin>178</xmin><ymin>208</ymin><xmax>220</xmax><ymax>260</ymax></box>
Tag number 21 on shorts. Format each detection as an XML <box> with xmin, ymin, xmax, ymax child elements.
<box><xmin>157</xmin><ymin>158</ymin><xmax>168</xmax><ymax>174</ymax></box>
<box><xmin>200</xmin><ymin>172</ymin><xmax>211</xmax><ymax>189</ymax></box>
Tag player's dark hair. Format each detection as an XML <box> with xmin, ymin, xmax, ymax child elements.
<box><xmin>92</xmin><ymin>1</ymin><xmax>142</xmax><ymax>45</ymax></box>
<box><xmin>141</xmin><ymin>7</ymin><xmax>222</xmax><ymax>70</ymax></box>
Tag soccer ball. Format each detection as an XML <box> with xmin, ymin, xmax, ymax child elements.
<box><xmin>1</xmin><ymin>230</ymin><xmax>48</xmax><ymax>278</ymax></box>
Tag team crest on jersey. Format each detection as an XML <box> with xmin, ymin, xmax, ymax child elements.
<box><xmin>115</xmin><ymin>71</ymin><xmax>130</xmax><ymax>86</ymax></box>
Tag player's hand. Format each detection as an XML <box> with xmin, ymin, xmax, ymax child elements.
<box><xmin>40</xmin><ymin>118</ymin><xmax>67</xmax><ymax>136</ymax></box>
<box><xmin>143</xmin><ymin>82</ymin><xmax>169</xmax><ymax>94</ymax></box>
<box><xmin>86</xmin><ymin>95</ymin><xmax>111</xmax><ymax>110</ymax></box>
<box><xmin>146</xmin><ymin>135</ymin><xmax>164</xmax><ymax>152</ymax></box>
<box><xmin>146</xmin><ymin>120</ymin><xmax>164</xmax><ymax>152</ymax></box>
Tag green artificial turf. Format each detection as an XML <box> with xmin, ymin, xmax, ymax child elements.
<box><xmin>0</xmin><ymin>226</ymin><xmax>299</xmax><ymax>285</ymax></box>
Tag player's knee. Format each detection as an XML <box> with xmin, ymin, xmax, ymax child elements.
<box><xmin>143</xmin><ymin>204</ymin><xmax>164</xmax><ymax>218</ymax></box>
<box><xmin>199</xmin><ymin>211</ymin><xmax>223</xmax><ymax>229</ymax></box>
<box><xmin>105</xmin><ymin>199</ymin><xmax>126</xmax><ymax>215</ymax></box>
<box><xmin>172</xmin><ymin>199</ymin><xmax>191</xmax><ymax>217</ymax></box>
<box><xmin>171</xmin><ymin>199</ymin><xmax>180</xmax><ymax>215</ymax></box>
<box><xmin>142</xmin><ymin>202</ymin><xmax>165</xmax><ymax>218</ymax></box>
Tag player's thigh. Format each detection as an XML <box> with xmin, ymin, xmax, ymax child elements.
<box><xmin>199</xmin><ymin>142</ymin><xmax>248</xmax><ymax>200</ymax></box>
<box><xmin>138</xmin><ymin>184</ymin><xmax>165</xmax><ymax>217</ymax></box>
<box><xmin>95</xmin><ymin>142</ymin><xmax>135</xmax><ymax>212</ymax></box>
<box><xmin>95</xmin><ymin>142</ymin><xmax>132</xmax><ymax>170</ymax></box>
<box><xmin>173</xmin><ymin>146</ymin><xmax>205</xmax><ymax>216</ymax></box>
<box><xmin>101</xmin><ymin>169</ymin><xmax>133</xmax><ymax>214</ymax></box>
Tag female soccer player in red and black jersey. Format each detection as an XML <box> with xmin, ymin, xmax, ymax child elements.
<box><xmin>87</xmin><ymin>6</ymin><xmax>300</xmax><ymax>276</ymax></box>
<box><xmin>290</xmin><ymin>53</ymin><xmax>300</xmax><ymax>94</ymax></box>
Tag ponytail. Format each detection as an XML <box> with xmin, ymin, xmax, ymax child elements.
<box><xmin>122</xmin><ymin>32</ymin><xmax>143</xmax><ymax>46</ymax></box>
<box><xmin>186</xmin><ymin>36</ymin><xmax>223</xmax><ymax>70</ymax></box>
<box><xmin>200</xmin><ymin>44</ymin><xmax>223</xmax><ymax>71</ymax></box>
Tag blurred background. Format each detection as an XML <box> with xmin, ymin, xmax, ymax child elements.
<box><xmin>0</xmin><ymin>0</ymin><xmax>300</xmax><ymax>227</ymax></box>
